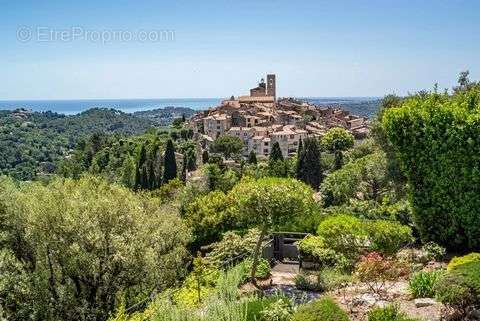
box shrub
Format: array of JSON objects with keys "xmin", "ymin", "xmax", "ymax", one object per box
[
  {"xmin": 245, "ymin": 297, "xmax": 283, "ymax": 321},
  {"xmin": 260, "ymin": 299, "xmax": 294, "ymax": 321},
  {"xmin": 447, "ymin": 252, "xmax": 480, "ymax": 271},
  {"xmin": 240, "ymin": 258, "xmax": 271, "ymax": 281},
  {"xmin": 408, "ymin": 270, "xmax": 443, "ymax": 298},
  {"xmin": 367, "ymin": 220, "xmax": 413, "ymax": 256},
  {"xmin": 204, "ymin": 229, "xmax": 260, "ymax": 266},
  {"xmin": 292, "ymin": 297, "xmax": 349, "ymax": 321},
  {"xmin": 317, "ymin": 215, "xmax": 412, "ymax": 259},
  {"xmin": 355, "ymin": 252, "xmax": 403, "ymax": 296},
  {"xmin": 368, "ymin": 305, "xmax": 419, "ymax": 321},
  {"xmin": 297, "ymin": 235, "xmax": 348, "ymax": 269},
  {"xmin": 318, "ymin": 268, "xmax": 353, "ymax": 291},
  {"xmin": 421, "ymin": 242, "xmax": 446, "ymax": 261},
  {"xmin": 295, "ymin": 272, "xmax": 324, "ymax": 292},
  {"xmin": 434, "ymin": 261, "xmax": 480, "ymax": 312},
  {"xmin": 317, "ymin": 215, "xmax": 369, "ymax": 259}
]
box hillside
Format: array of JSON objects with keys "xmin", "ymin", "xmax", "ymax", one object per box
[
  {"xmin": 0, "ymin": 108, "xmax": 156, "ymax": 180},
  {"xmin": 134, "ymin": 106, "xmax": 196, "ymax": 125}
]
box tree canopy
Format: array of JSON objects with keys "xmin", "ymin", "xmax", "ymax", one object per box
[
  {"xmin": 210, "ymin": 135, "xmax": 244, "ymax": 159},
  {"xmin": 382, "ymin": 85, "xmax": 480, "ymax": 250},
  {"xmin": 321, "ymin": 127, "xmax": 354, "ymax": 169},
  {"xmin": 0, "ymin": 176, "xmax": 190, "ymax": 321}
]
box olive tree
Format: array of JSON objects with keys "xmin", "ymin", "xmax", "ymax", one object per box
[
  {"xmin": 0, "ymin": 176, "xmax": 190, "ymax": 321},
  {"xmin": 228, "ymin": 177, "xmax": 317, "ymax": 284}
]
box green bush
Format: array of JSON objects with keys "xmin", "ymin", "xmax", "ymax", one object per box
[
  {"xmin": 317, "ymin": 215, "xmax": 412, "ymax": 258},
  {"xmin": 367, "ymin": 220, "xmax": 413, "ymax": 256},
  {"xmin": 382, "ymin": 87, "xmax": 480, "ymax": 250},
  {"xmin": 297, "ymin": 235, "xmax": 348, "ymax": 268},
  {"xmin": 245, "ymin": 297, "xmax": 282, "ymax": 321},
  {"xmin": 408, "ymin": 271, "xmax": 443, "ymax": 298},
  {"xmin": 447, "ymin": 252, "xmax": 480, "ymax": 271},
  {"xmin": 294, "ymin": 272, "xmax": 324, "ymax": 292},
  {"xmin": 421, "ymin": 242, "xmax": 446, "ymax": 261},
  {"xmin": 292, "ymin": 297, "xmax": 349, "ymax": 321},
  {"xmin": 368, "ymin": 305, "xmax": 419, "ymax": 321},
  {"xmin": 260, "ymin": 298, "xmax": 293, "ymax": 321},
  {"xmin": 434, "ymin": 261, "xmax": 480, "ymax": 311},
  {"xmin": 317, "ymin": 215, "xmax": 369, "ymax": 259},
  {"xmin": 239, "ymin": 258, "xmax": 271, "ymax": 280},
  {"xmin": 204, "ymin": 229, "xmax": 260, "ymax": 266},
  {"xmin": 318, "ymin": 268, "xmax": 353, "ymax": 291}
]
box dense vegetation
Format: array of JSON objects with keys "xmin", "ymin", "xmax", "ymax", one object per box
[
  {"xmin": 382, "ymin": 76, "xmax": 480, "ymax": 250},
  {"xmin": 2, "ymin": 73, "xmax": 480, "ymax": 321},
  {"xmin": 0, "ymin": 108, "xmax": 156, "ymax": 180}
]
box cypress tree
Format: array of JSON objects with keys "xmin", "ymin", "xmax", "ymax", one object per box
[
  {"xmin": 186, "ymin": 149, "xmax": 197, "ymax": 171},
  {"xmin": 181, "ymin": 156, "xmax": 187, "ymax": 182},
  {"xmin": 181, "ymin": 113, "xmax": 186, "ymax": 122},
  {"xmin": 163, "ymin": 139, "xmax": 177, "ymax": 183},
  {"xmin": 202, "ymin": 150, "xmax": 209, "ymax": 164},
  {"xmin": 248, "ymin": 150, "xmax": 257, "ymax": 164},
  {"xmin": 297, "ymin": 138, "xmax": 303, "ymax": 158},
  {"xmin": 140, "ymin": 165, "xmax": 149, "ymax": 189},
  {"xmin": 269, "ymin": 142, "xmax": 284, "ymax": 162},
  {"xmin": 296, "ymin": 137, "xmax": 322, "ymax": 190},
  {"xmin": 134, "ymin": 144, "xmax": 147, "ymax": 190},
  {"xmin": 149, "ymin": 143, "xmax": 161, "ymax": 189}
]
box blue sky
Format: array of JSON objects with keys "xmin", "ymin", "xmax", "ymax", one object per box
[{"xmin": 1, "ymin": 0, "xmax": 479, "ymax": 99}]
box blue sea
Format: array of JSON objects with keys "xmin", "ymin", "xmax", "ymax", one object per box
[{"xmin": 0, "ymin": 97, "xmax": 381, "ymax": 117}]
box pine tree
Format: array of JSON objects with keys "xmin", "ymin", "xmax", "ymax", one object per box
[
  {"xmin": 296, "ymin": 137, "xmax": 322, "ymax": 190},
  {"xmin": 269, "ymin": 142, "xmax": 284, "ymax": 162},
  {"xmin": 248, "ymin": 150, "xmax": 257, "ymax": 164},
  {"xmin": 163, "ymin": 139, "xmax": 177, "ymax": 183}
]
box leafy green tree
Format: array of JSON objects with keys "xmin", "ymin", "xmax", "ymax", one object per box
[
  {"xmin": 229, "ymin": 177, "xmax": 316, "ymax": 284},
  {"xmin": 269, "ymin": 142, "xmax": 284, "ymax": 162},
  {"xmin": 163, "ymin": 139, "xmax": 177, "ymax": 183},
  {"xmin": 321, "ymin": 151, "xmax": 390, "ymax": 207},
  {"xmin": 248, "ymin": 150, "xmax": 257, "ymax": 164},
  {"xmin": 0, "ymin": 176, "xmax": 190, "ymax": 321},
  {"xmin": 184, "ymin": 190, "xmax": 234, "ymax": 247},
  {"xmin": 211, "ymin": 135, "xmax": 244, "ymax": 159},
  {"xmin": 321, "ymin": 128, "xmax": 354, "ymax": 170},
  {"xmin": 383, "ymin": 85, "xmax": 480, "ymax": 249},
  {"xmin": 296, "ymin": 137, "xmax": 322, "ymax": 190}
]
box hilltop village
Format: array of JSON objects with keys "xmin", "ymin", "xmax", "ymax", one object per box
[{"xmin": 189, "ymin": 74, "xmax": 369, "ymax": 158}]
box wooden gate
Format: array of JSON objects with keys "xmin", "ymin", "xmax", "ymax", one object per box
[{"xmin": 262, "ymin": 232, "xmax": 307, "ymax": 262}]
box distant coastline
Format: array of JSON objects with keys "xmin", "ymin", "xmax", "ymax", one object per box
[{"xmin": 0, "ymin": 97, "xmax": 381, "ymax": 117}]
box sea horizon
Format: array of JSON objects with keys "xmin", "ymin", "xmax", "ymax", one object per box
[{"xmin": 0, "ymin": 96, "xmax": 381, "ymax": 117}]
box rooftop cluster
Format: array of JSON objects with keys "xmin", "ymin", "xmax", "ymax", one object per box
[{"xmin": 189, "ymin": 75, "xmax": 369, "ymax": 158}]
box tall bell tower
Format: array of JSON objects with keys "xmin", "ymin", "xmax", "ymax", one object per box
[{"xmin": 266, "ymin": 74, "xmax": 276, "ymax": 101}]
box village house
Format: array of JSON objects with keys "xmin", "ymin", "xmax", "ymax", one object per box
[{"xmin": 188, "ymin": 74, "xmax": 369, "ymax": 158}]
